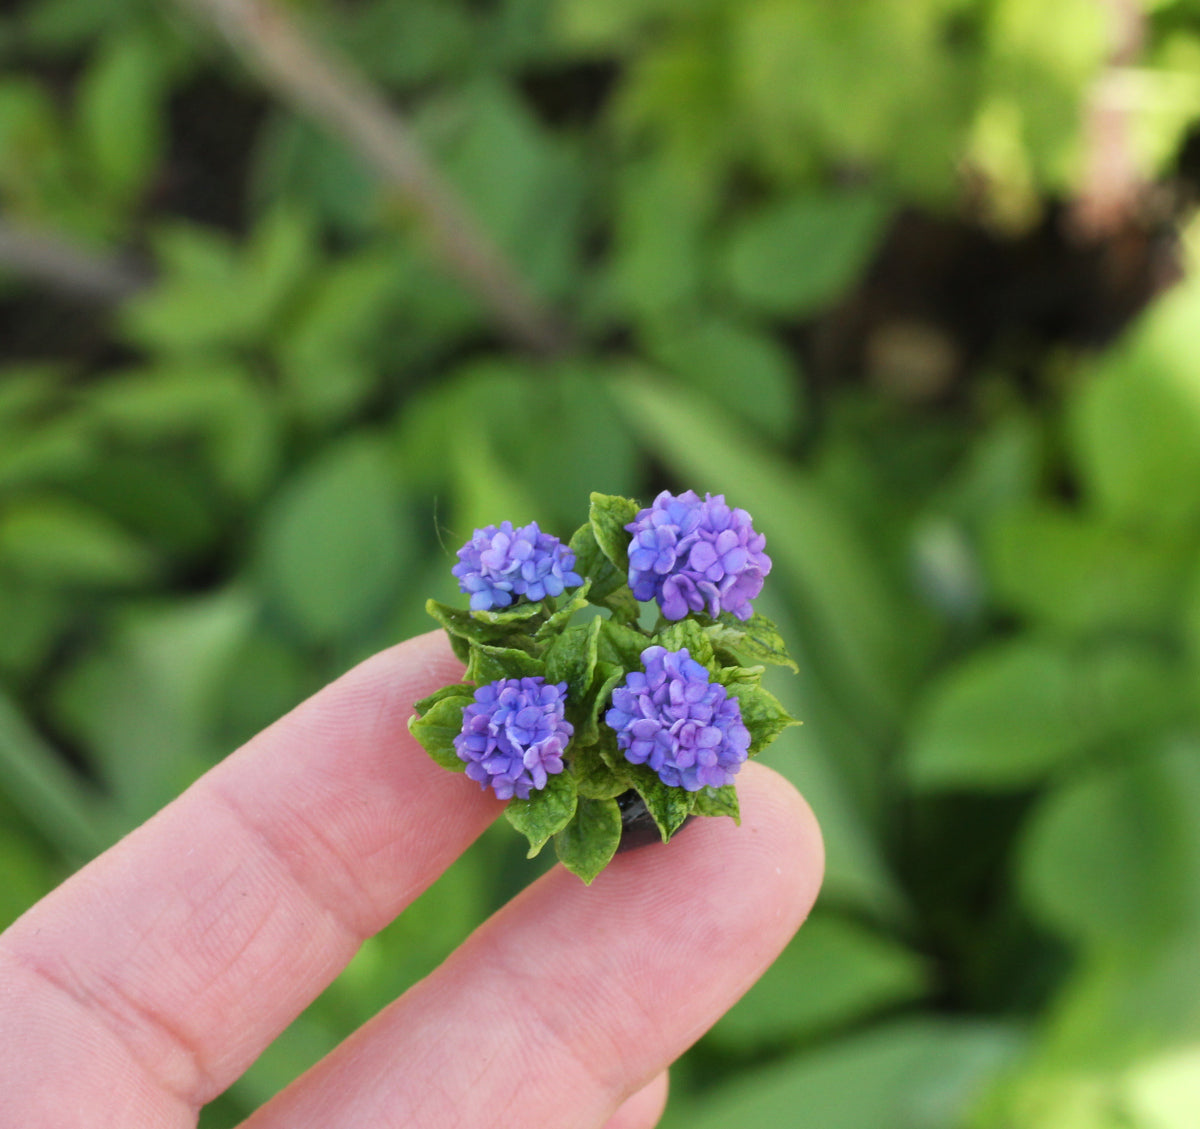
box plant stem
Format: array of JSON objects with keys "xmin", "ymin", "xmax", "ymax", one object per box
[{"xmin": 174, "ymin": 0, "xmax": 572, "ymax": 356}]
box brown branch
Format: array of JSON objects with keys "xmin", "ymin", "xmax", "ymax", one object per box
[
  {"xmin": 174, "ymin": 0, "xmax": 572, "ymax": 356},
  {"xmin": 1069, "ymin": 0, "xmax": 1147, "ymax": 239},
  {"xmin": 0, "ymin": 218, "xmax": 149, "ymax": 304}
]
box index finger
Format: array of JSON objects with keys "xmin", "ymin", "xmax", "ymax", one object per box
[{"xmin": 0, "ymin": 630, "xmax": 498, "ymax": 1119}]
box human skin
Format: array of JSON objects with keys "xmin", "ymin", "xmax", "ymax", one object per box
[{"xmin": 0, "ymin": 630, "xmax": 823, "ymax": 1128}]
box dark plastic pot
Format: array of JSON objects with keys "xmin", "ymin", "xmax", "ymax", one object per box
[{"xmin": 615, "ymin": 789, "xmax": 695, "ymax": 853}]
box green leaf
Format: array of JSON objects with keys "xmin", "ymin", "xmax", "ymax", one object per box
[
  {"xmin": 589, "ymin": 492, "xmax": 641, "ymax": 575},
  {"xmin": 424, "ymin": 599, "xmax": 534, "ymax": 653},
  {"xmin": 505, "ymin": 770, "xmax": 579, "ymax": 857},
  {"xmin": 729, "ymin": 681, "xmax": 797, "ymax": 756},
  {"xmin": 693, "ymin": 784, "xmax": 741, "ymax": 822},
  {"xmin": 84, "ymin": 362, "xmax": 281, "ymax": 500},
  {"xmin": 554, "ymin": 796, "xmax": 623, "ymax": 884},
  {"xmin": 597, "ymin": 619, "xmax": 652, "ymax": 669},
  {"xmin": 414, "ymin": 682, "xmax": 477, "ymax": 716},
  {"xmin": 544, "ymin": 617, "xmax": 602, "ymax": 704},
  {"xmin": 571, "ymin": 731, "xmax": 631, "ymax": 800},
  {"xmin": 408, "ymin": 695, "xmax": 472, "ymax": 772},
  {"xmin": 568, "ymin": 522, "xmax": 639, "ymax": 621},
  {"xmin": 654, "ymin": 617, "xmax": 716, "ymax": 666},
  {"xmin": 471, "ymin": 600, "xmax": 549, "ymax": 627},
  {"xmin": 723, "ymin": 189, "xmax": 890, "ymax": 316},
  {"xmin": 626, "ymin": 762, "xmax": 695, "ymax": 841},
  {"xmin": 464, "ymin": 644, "xmax": 545, "ymax": 685},
  {"xmin": 534, "ymin": 582, "xmax": 592, "ymax": 639},
  {"xmin": 579, "ymin": 661, "xmax": 625, "ymax": 748},
  {"xmin": 707, "ymin": 612, "xmax": 799, "ymax": 672},
  {"xmin": 257, "ymin": 435, "xmax": 410, "ymax": 643}
]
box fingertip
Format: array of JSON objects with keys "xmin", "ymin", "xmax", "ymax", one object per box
[
  {"xmin": 601, "ymin": 1070, "xmax": 670, "ymax": 1129},
  {"xmin": 733, "ymin": 759, "xmax": 825, "ymax": 931}
]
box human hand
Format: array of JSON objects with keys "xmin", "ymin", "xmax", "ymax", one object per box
[{"xmin": 0, "ymin": 631, "xmax": 822, "ymax": 1128}]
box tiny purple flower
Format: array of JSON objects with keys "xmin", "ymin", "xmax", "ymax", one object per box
[
  {"xmin": 626, "ymin": 490, "xmax": 771, "ymax": 621},
  {"xmin": 605, "ymin": 646, "xmax": 750, "ymax": 792},
  {"xmin": 455, "ymin": 677, "xmax": 573, "ymax": 800},
  {"xmin": 453, "ymin": 521, "xmax": 583, "ymax": 612}
]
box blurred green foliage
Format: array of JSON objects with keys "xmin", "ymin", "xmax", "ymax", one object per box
[{"xmin": 3, "ymin": 0, "xmax": 1200, "ymax": 1125}]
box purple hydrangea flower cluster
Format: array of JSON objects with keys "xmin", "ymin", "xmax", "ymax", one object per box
[
  {"xmin": 455, "ymin": 677, "xmax": 573, "ymax": 800},
  {"xmin": 453, "ymin": 521, "xmax": 583, "ymax": 612},
  {"xmin": 605, "ymin": 646, "xmax": 750, "ymax": 792},
  {"xmin": 626, "ymin": 490, "xmax": 771, "ymax": 621}
]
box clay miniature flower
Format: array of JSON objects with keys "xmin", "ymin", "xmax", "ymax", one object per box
[
  {"xmin": 453, "ymin": 521, "xmax": 583, "ymax": 611},
  {"xmin": 455, "ymin": 677, "xmax": 573, "ymax": 800},
  {"xmin": 605, "ymin": 646, "xmax": 750, "ymax": 791},
  {"xmin": 626, "ymin": 491, "xmax": 770, "ymax": 621}
]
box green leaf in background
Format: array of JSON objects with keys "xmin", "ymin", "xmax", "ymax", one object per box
[
  {"xmin": 723, "ymin": 189, "xmax": 890, "ymax": 316},
  {"xmin": 76, "ymin": 30, "xmax": 166, "ymax": 203},
  {"xmin": 609, "ymin": 158, "xmax": 708, "ymax": 317},
  {"xmin": 665, "ymin": 1018, "xmax": 1022, "ymax": 1129},
  {"xmin": 1069, "ymin": 271, "xmax": 1200, "ymax": 536},
  {"xmin": 643, "ymin": 314, "xmax": 803, "ymax": 442},
  {"xmin": 433, "ymin": 78, "xmax": 585, "ymax": 300},
  {"xmin": 408, "ymin": 694, "xmax": 472, "ymax": 772},
  {"xmin": 706, "ymin": 913, "xmax": 928, "ymax": 1050},
  {"xmin": 258, "ymin": 435, "xmax": 410, "ymax": 644},
  {"xmin": 504, "ymin": 768, "xmax": 578, "ymax": 857},
  {"xmin": 85, "ymin": 361, "xmax": 281, "ymax": 500},
  {"xmin": 984, "ymin": 503, "xmax": 1192, "ymax": 637},
  {"xmin": 1019, "ymin": 739, "xmax": 1200, "ymax": 952},
  {"xmin": 908, "ymin": 638, "xmax": 1187, "ymax": 791},
  {"xmin": 0, "ymin": 494, "xmax": 154, "ymax": 586},
  {"xmin": 51, "ymin": 588, "xmax": 255, "ymax": 825},
  {"xmin": 979, "ymin": 923, "xmax": 1200, "ymax": 1129},
  {"xmin": 554, "ymin": 795, "xmax": 623, "ymax": 884},
  {"xmin": 274, "ymin": 247, "xmax": 398, "ymax": 426},
  {"xmin": 0, "ymin": 814, "xmax": 57, "ymax": 931},
  {"xmin": 120, "ymin": 207, "xmax": 315, "ymax": 353},
  {"xmin": 0, "ymin": 690, "xmax": 118, "ymax": 860}
]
